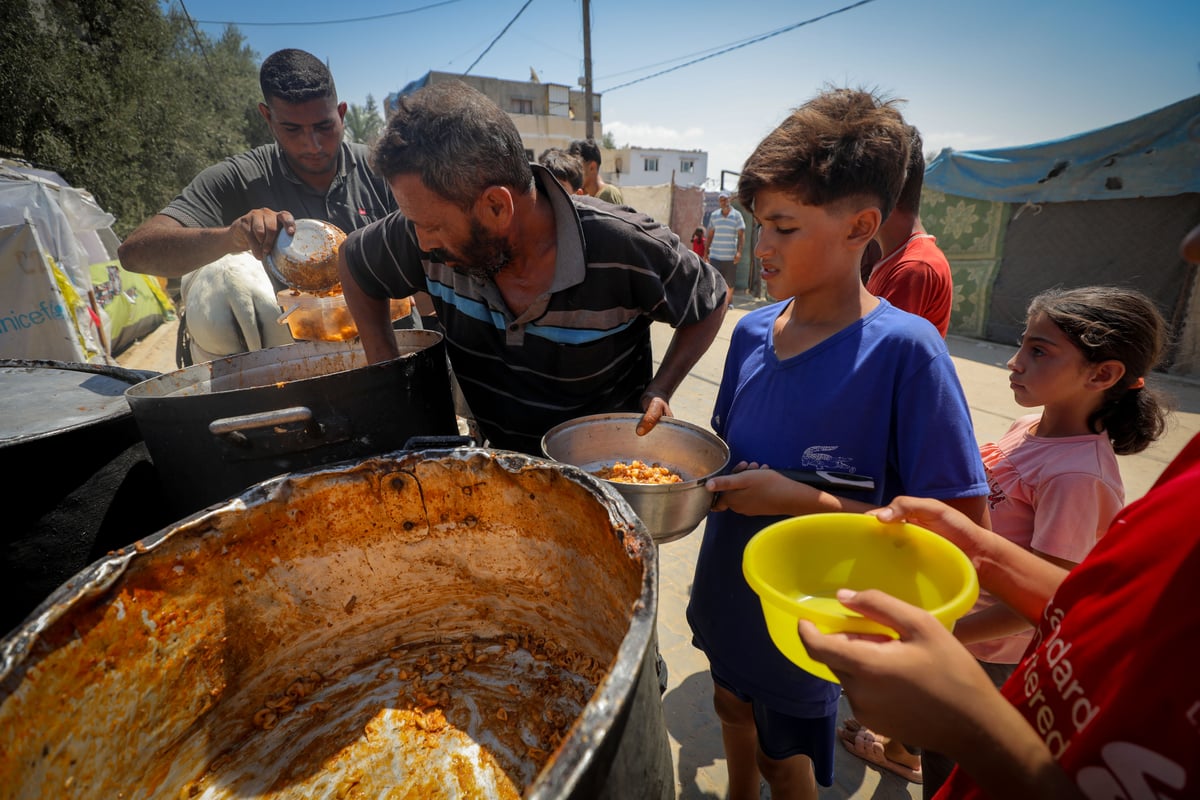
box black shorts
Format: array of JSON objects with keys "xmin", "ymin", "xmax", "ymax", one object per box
[{"xmin": 710, "ymin": 665, "xmax": 837, "ymax": 787}]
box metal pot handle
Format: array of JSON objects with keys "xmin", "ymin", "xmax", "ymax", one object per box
[
  {"xmin": 403, "ymin": 434, "xmax": 477, "ymax": 449},
  {"xmin": 207, "ymin": 406, "xmax": 352, "ymax": 458},
  {"xmin": 210, "ymin": 406, "xmax": 314, "ymax": 436}
]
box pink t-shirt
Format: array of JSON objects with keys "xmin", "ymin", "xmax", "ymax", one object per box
[{"xmin": 967, "ymin": 414, "xmax": 1124, "ymax": 664}]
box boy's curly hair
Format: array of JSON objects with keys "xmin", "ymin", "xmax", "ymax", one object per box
[{"xmin": 737, "ymin": 87, "xmax": 910, "ymax": 221}]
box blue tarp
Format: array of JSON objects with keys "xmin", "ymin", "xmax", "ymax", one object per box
[{"xmin": 924, "ymin": 94, "xmax": 1200, "ymax": 203}]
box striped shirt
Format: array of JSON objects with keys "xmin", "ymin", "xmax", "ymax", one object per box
[
  {"xmin": 342, "ymin": 165, "xmax": 727, "ymax": 454},
  {"xmin": 707, "ymin": 207, "xmax": 745, "ymax": 262}
]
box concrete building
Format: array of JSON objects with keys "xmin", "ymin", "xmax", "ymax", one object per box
[
  {"xmin": 608, "ymin": 146, "xmax": 708, "ymax": 188},
  {"xmin": 385, "ymin": 71, "xmax": 601, "ymax": 163},
  {"xmin": 385, "ymin": 71, "xmax": 710, "ymax": 190}
]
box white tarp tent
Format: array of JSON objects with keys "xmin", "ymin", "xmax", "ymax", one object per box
[{"xmin": 0, "ymin": 160, "xmax": 173, "ymax": 364}]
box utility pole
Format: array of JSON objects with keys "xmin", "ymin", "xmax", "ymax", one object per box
[{"xmin": 582, "ymin": 0, "xmax": 594, "ymax": 140}]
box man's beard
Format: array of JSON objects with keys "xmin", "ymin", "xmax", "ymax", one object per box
[{"xmin": 431, "ymin": 217, "xmax": 512, "ymax": 281}]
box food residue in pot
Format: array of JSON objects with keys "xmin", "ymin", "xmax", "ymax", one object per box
[
  {"xmin": 176, "ymin": 631, "xmax": 607, "ymax": 798},
  {"xmin": 593, "ymin": 460, "xmax": 683, "ymax": 484}
]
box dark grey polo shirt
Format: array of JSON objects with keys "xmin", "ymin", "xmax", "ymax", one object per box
[{"xmin": 162, "ymin": 141, "xmax": 397, "ymax": 292}]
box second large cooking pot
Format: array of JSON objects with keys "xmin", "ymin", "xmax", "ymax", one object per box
[
  {"xmin": 125, "ymin": 329, "xmax": 458, "ymax": 515},
  {"xmin": 0, "ymin": 360, "xmax": 177, "ymax": 636},
  {"xmin": 0, "ymin": 447, "xmax": 673, "ymax": 799}
]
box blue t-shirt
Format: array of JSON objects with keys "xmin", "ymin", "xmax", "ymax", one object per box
[{"xmin": 687, "ymin": 298, "xmax": 988, "ymax": 717}]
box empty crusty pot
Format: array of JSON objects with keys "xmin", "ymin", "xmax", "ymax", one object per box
[{"xmin": 0, "ymin": 448, "xmax": 673, "ymax": 799}]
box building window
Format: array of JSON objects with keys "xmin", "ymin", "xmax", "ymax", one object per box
[
  {"xmin": 512, "ymin": 98, "xmax": 533, "ymax": 114},
  {"xmin": 680, "ymin": 159, "xmax": 695, "ymax": 173},
  {"xmin": 644, "ymin": 157, "xmax": 659, "ymax": 172}
]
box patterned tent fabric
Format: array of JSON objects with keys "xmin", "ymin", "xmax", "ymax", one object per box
[
  {"xmin": 919, "ymin": 95, "xmax": 1200, "ymax": 371},
  {"xmin": 921, "ymin": 189, "xmax": 1010, "ymax": 338}
]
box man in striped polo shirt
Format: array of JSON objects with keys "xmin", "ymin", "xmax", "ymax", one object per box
[
  {"xmin": 338, "ymin": 80, "xmax": 728, "ymax": 455},
  {"xmin": 706, "ymin": 191, "xmax": 745, "ymax": 309}
]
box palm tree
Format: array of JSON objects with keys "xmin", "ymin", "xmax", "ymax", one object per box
[{"xmin": 344, "ymin": 95, "xmax": 384, "ymax": 144}]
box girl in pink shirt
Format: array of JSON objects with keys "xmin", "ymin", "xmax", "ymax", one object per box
[{"xmin": 842, "ymin": 286, "xmax": 1172, "ymax": 793}]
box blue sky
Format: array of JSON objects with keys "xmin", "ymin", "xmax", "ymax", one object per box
[{"xmin": 175, "ymin": 0, "xmax": 1200, "ymax": 187}]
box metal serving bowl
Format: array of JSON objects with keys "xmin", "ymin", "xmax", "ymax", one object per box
[
  {"xmin": 541, "ymin": 413, "xmax": 730, "ymax": 544},
  {"xmin": 266, "ymin": 218, "xmax": 345, "ymax": 294}
]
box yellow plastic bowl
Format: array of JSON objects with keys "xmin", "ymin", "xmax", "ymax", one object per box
[{"xmin": 742, "ymin": 513, "xmax": 979, "ymax": 684}]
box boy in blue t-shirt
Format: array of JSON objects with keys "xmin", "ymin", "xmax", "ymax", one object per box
[{"xmin": 686, "ymin": 87, "xmax": 990, "ymax": 799}]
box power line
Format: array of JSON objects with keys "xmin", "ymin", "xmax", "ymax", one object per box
[
  {"xmin": 464, "ymin": 0, "xmax": 536, "ymax": 76},
  {"xmin": 597, "ymin": 31, "xmax": 769, "ymax": 81},
  {"xmin": 191, "ymin": 0, "xmax": 463, "ymax": 27},
  {"xmin": 600, "ymin": 0, "xmax": 881, "ymax": 93},
  {"xmin": 178, "ymin": 1, "xmax": 215, "ymax": 80}
]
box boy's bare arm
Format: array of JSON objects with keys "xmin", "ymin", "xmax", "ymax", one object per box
[
  {"xmin": 800, "ymin": 589, "xmax": 1083, "ymax": 800},
  {"xmin": 953, "ymin": 602, "xmax": 1033, "ymax": 644},
  {"xmin": 869, "ymin": 497, "xmax": 1068, "ymax": 624},
  {"xmin": 707, "ymin": 466, "xmax": 876, "ymax": 516}
]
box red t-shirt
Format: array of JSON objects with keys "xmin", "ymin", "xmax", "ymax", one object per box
[
  {"xmin": 866, "ymin": 234, "xmax": 953, "ymax": 337},
  {"xmin": 691, "ymin": 236, "xmax": 706, "ymax": 258},
  {"xmin": 937, "ymin": 432, "xmax": 1200, "ymax": 798}
]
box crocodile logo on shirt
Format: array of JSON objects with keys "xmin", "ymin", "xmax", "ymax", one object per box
[{"xmin": 800, "ymin": 445, "xmax": 854, "ymax": 471}]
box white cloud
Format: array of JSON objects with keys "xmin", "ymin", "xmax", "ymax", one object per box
[
  {"xmin": 602, "ymin": 120, "xmax": 705, "ymax": 148},
  {"xmin": 923, "ymin": 130, "xmax": 1002, "ymax": 156}
]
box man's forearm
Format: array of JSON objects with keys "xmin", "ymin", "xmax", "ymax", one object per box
[
  {"xmin": 336, "ymin": 250, "xmax": 401, "ymax": 364},
  {"xmin": 118, "ymin": 217, "xmax": 239, "ymax": 277},
  {"xmin": 644, "ymin": 306, "xmax": 726, "ymax": 401}
]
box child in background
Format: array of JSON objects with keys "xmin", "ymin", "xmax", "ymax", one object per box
[
  {"xmin": 842, "ymin": 285, "xmax": 1173, "ymax": 795},
  {"xmin": 537, "ymin": 147, "xmax": 586, "ymax": 195},
  {"xmin": 688, "ymin": 87, "xmax": 990, "ymax": 800},
  {"xmin": 864, "ymin": 126, "xmax": 953, "ymax": 338},
  {"xmin": 691, "ymin": 226, "xmax": 707, "ymax": 259}
]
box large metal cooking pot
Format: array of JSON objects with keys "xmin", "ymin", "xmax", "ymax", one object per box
[
  {"xmin": 0, "ymin": 448, "xmax": 672, "ymax": 799},
  {"xmin": 0, "ymin": 359, "xmax": 177, "ymax": 636},
  {"xmin": 124, "ymin": 329, "xmax": 458, "ymax": 516}
]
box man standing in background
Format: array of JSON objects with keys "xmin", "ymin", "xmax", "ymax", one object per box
[{"xmin": 706, "ymin": 190, "xmax": 744, "ymax": 309}]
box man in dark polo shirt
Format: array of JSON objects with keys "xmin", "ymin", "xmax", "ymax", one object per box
[
  {"xmin": 337, "ymin": 80, "xmax": 728, "ymax": 455},
  {"xmin": 118, "ymin": 48, "xmax": 415, "ymax": 363}
]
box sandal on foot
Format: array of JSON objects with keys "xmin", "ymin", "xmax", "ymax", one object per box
[{"xmin": 838, "ymin": 719, "xmax": 923, "ymax": 784}]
